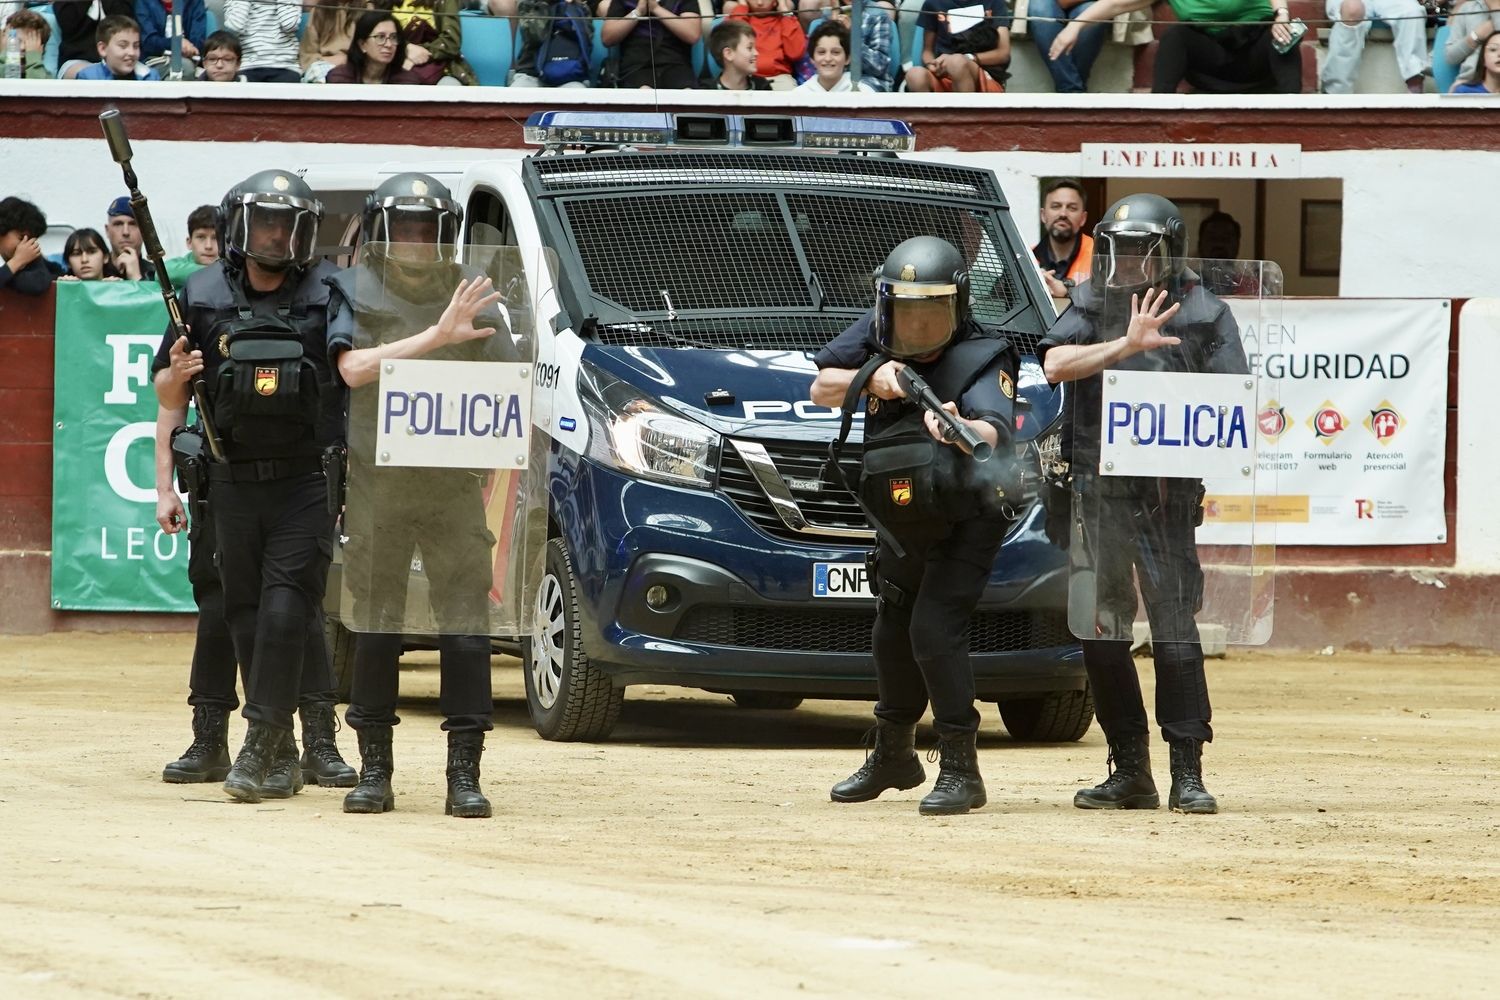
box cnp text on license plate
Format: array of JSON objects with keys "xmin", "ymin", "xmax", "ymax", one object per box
[{"xmin": 812, "ymin": 562, "xmax": 874, "ymax": 599}]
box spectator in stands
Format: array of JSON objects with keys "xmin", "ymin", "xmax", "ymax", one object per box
[
  {"xmin": 1445, "ymin": 0, "xmax": 1500, "ymax": 86},
  {"xmin": 57, "ymin": 0, "xmax": 134, "ymax": 79},
  {"xmin": 300, "ymin": 0, "xmax": 359, "ymax": 82},
  {"xmin": 601, "ymin": 0, "xmax": 702, "ymax": 88},
  {"xmin": 58, "ymin": 228, "xmax": 124, "ymax": 281},
  {"xmin": 706, "ymin": 17, "xmax": 768, "ymax": 87},
  {"xmin": 1050, "ymin": 0, "xmax": 1301, "ymax": 93},
  {"xmin": 796, "ymin": 19, "xmax": 875, "ymax": 89},
  {"xmin": 2, "ymin": 8, "xmax": 53, "ymax": 78},
  {"xmin": 0, "ymin": 196, "xmax": 56, "ymax": 296},
  {"xmin": 1452, "ymin": 28, "xmax": 1500, "ymax": 90},
  {"xmin": 725, "ymin": 0, "xmax": 804, "ymax": 89},
  {"xmin": 163, "ymin": 205, "xmax": 219, "ymax": 284},
  {"xmin": 223, "ymin": 0, "xmax": 301, "ymax": 82},
  {"xmin": 198, "ymin": 29, "xmax": 244, "ymax": 81},
  {"xmin": 905, "ymin": 0, "xmax": 1010, "ymax": 93},
  {"xmin": 1032, "ymin": 178, "xmax": 1092, "ymax": 297},
  {"xmin": 822, "ymin": 1, "xmax": 899, "ymax": 92},
  {"xmin": 328, "ymin": 10, "xmax": 422, "ymax": 84},
  {"xmin": 511, "ymin": 0, "xmax": 594, "ymax": 87},
  {"xmin": 1029, "ymin": 0, "xmax": 1110, "ymax": 92},
  {"xmin": 136, "ymin": 0, "xmax": 206, "ymax": 68},
  {"xmin": 385, "ymin": 0, "xmax": 475, "ymax": 85},
  {"xmin": 1321, "ymin": 0, "xmax": 1427, "ymax": 94},
  {"xmin": 104, "ymin": 195, "xmax": 156, "ymax": 280},
  {"xmin": 78, "ymin": 14, "xmax": 163, "ymax": 80}
]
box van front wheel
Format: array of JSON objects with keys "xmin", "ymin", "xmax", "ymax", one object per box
[{"xmin": 523, "ymin": 538, "xmax": 623, "ymax": 742}]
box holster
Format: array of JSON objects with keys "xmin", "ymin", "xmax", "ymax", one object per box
[
  {"xmin": 170, "ymin": 426, "xmax": 210, "ymax": 540},
  {"xmin": 322, "ymin": 444, "xmax": 347, "ymax": 517}
]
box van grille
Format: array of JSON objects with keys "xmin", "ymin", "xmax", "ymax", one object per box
[
  {"xmin": 718, "ymin": 438, "xmax": 867, "ymax": 539},
  {"xmin": 675, "ymin": 607, "xmax": 1075, "ymax": 654}
]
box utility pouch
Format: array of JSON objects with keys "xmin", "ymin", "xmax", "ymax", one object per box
[{"xmin": 212, "ymin": 317, "xmax": 319, "ymax": 446}]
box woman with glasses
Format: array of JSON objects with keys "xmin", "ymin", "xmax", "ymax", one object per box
[{"xmin": 328, "ymin": 10, "xmax": 422, "ymax": 84}]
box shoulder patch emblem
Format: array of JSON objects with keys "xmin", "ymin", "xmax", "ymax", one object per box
[{"xmin": 998, "ymin": 370, "xmax": 1014, "ymax": 399}]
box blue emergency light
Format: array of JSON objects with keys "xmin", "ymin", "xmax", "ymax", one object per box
[{"xmin": 522, "ymin": 112, "xmax": 915, "ymax": 152}]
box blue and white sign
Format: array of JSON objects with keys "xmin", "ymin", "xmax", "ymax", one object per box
[
  {"xmin": 812, "ymin": 562, "xmax": 874, "ymax": 599},
  {"xmin": 1099, "ymin": 370, "xmax": 1258, "ymax": 480},
  {"xmin": 375, "ymin": 359, "xmax": 532, "ymax": 469}
]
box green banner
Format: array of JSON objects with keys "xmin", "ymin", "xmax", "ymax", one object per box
[{"xmin": 51, "ymin": 281, "xmax": 194, "ymax": 612}]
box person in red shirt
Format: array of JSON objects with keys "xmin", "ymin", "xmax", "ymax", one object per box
[{"xmin": 726, "ymin": 0, "xmax": 806, "ymax": 89}]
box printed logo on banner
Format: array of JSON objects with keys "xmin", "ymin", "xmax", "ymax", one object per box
[
  {"xmin": 1257, "ymin": 401, "xmax": 1290, "ymax": 443},
  {"xmin": 1363, "ymin": 401, "xmax": 1405, "ymax": 444},
  {"xmin": 1355, "ymin": 498, "xmax": 1375, "ymax": 519},
  {"xmin": 1307, "ymin": 401, "xmax": 1347, "ymax": 445}
]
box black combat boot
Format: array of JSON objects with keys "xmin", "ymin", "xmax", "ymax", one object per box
[
  {"xmin": 830, "ymin": 721, "xmax": 926, "ymax": 803},
  {"xmin": 223, "ymin": 721, "xmax": 285, "ymax": 804},
  {"xmin": 260, "ymin": 732, "xmax": 306, "ymax": 799},
  {"xmin": 1168, "ymin": 739, "xmax": 1218, "ymax": 814},
  {"xmin": 299, "ymin": 701, "xmax": 358, "ymax": 788},
  {"xmin": 1074, "ymin": 734, "xmax": 1160, "ymax": 810},
  {"xmin": 445, "ymin": 731, "xmax": 492, "ymax": 819},
  {"xmin": 342, "ymin": 727, "xmax": 395, "ymax": 815},
  {"xmin": 918, "ymin": 732, "xmax": 987, "ymax": 816},
  {"xmin": 162, "ymin": 706, "xmax": 231, "ymax": 783}
]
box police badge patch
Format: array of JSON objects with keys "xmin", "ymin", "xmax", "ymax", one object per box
[
  {"xmin": 254, "ymin": 366, "xmax": 279, "ymax": 396},
  {"xmin": 217, "ymin": 333, "xmax": 230, "ymax": 357},
  {"xmin": 890, "ymin": 478, "xmax": 912, "ymax": 506},
  {"xmin": 998, "ymin": 370, "xmax": 1014, "ymax": 399},
  {"xmin": 867, "ymin": 395, "xmax": 881, "ymax": 416}
]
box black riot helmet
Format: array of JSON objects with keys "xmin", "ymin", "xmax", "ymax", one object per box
[
  {"xmin": 872, "ymin": 236, "xmax": 971, "ymax": 359},
  {"xmin": 362, "ymin": 172, "xmax": 463, "ymax": 262},
  {"xmin": 1091, "ymin": 193, "xmax": 1189, "ymax": 293},
  {"xmin": 219, "ymin": 169, "xmax": 323, "ymax": 273}
]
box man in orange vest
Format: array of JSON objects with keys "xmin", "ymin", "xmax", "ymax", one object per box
[{"xmin": 1032, "ymin": 178, "xmax": 1093, "ymax": 298}]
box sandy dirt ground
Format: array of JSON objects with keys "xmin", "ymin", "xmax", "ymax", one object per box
[{"xmin": 0, "ymin": 633, "xmax": 1497, "ymax": 999}]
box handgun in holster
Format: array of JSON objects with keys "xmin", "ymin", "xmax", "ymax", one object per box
[
  {"xmin": 322, "ymin": 444, "xmax": 348, "ymax": 518},
  {"xmin": 864, "ymin": 549, "xmax": 881, "ymax": 598},
  {"xmin": 169, "ymin": 425, "xmax": 209, "ymax": 540}
]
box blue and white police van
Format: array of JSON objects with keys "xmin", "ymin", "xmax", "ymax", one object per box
[{"xmin": 306, "ymin": 112, "xmax": 1088, "ymax": 743}]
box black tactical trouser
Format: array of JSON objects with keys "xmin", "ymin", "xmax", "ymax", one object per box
[
  {"xmin": 871, "ymin": 516, "xmax": 1009, "ymax": 738},
  {"xmin": 1077, "ymin": 486, "xmax": 1212, "ymax": 744},
  {"xmin": 342, "ymin": 466, "xmax": 495, "ymax": 734},
  {"xmin": 213, "ymin": 472, "xmax": 335, "ymax": 732},
  {"xmin": 185, "ymin": 506, "xmax": 336, "ymax": 713}
]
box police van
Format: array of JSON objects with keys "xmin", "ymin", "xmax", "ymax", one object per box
[{"xmin": 305, "ymin": 111, "xmax": 1088, "ymax": 743}]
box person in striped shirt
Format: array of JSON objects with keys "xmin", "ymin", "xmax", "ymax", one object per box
[{"xmin": 224, "ymin": 0, "xmax": 301, "ymax": 82}]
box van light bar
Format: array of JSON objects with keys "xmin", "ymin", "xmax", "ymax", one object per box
[{"xmin": 522, "ymin": 112, "xmax": 915, "ymax": 152}]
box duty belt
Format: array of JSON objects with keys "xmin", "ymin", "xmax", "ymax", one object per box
[{"xmin": 208, "ymin": 456, "xmax": 324, "ymax": 483}]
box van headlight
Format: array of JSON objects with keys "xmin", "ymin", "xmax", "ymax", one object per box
[{"xmin": 579, "ymin": 362, "xmax": 719, "ymax": 488}]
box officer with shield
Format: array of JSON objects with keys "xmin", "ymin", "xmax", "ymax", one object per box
[
  {"xmin": 154, "ymin": 169, "xmax": 346, "ymax": 803},
  {"xmin": 1038, "ymin": 193, "xmax": 1252, "ymax": 815},
  {"xmin": 810, "ymin": 236, "xmax": 1020, "ymax": 817},
  {"xmin": 326, "ymin": 173, "xmax": 513, "ymax": 819}
]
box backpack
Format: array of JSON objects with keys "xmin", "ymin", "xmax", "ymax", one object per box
[{"xmin": 536, "ymin": 1, "xmax": 591, "ymax": 86}]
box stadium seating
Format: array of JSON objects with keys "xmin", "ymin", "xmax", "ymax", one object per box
[{"xmin": 460, "ymin": 9, "xmax": 512, "ymax": 85}]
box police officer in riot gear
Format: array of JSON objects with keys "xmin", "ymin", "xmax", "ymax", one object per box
[
  {"xmin": 1039, "ymin": 193, "xmax": 1249, "ymax": 815},
  {"xmin": 155, "ymin": 169, "xmax": 346, "ymax": 803},
  {"xmin": 326, "ymin": 172, "xmax": 510, "ymax": 819},
  {"xmin": 810, "ymin": 236, "xmax": 1020, "ymax": 816}
]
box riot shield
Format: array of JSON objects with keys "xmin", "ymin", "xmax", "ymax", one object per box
[
  {"xmin": 337, "ymin": 239, "xmax": 555, "ymax": 639},
  {"xmin": 1064, "ymin": 257, "xmax": 1280, "ymax": 647}
]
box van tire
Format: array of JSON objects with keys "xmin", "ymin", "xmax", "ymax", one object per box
[
  {"xmin": 728, "ymin": 692, "xmax": 804, "ymax": 711},
  {"xmin": 325, "ymin": 614, "xmax": 355, "ymax": 704},
  {"xmin": 996, "ymin": 687, "xmax": 1094, "ymax": 743},
  {"xmin": 524, "ymin": 538, "xmax": 623, "ymax": 742}
]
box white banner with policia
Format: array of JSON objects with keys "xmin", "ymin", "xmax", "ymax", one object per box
[{"xmin": 1201, "ymin": 298, "xmax": 1449, "ymax": 547}]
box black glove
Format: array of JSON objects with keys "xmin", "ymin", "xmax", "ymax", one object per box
[{"xmin": 1043, "ymin": 477, "xmax": 1072, "ymax": 550}]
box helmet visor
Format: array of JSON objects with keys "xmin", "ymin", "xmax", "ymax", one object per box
[
  {"xmin": 875, "ymin": 279, "xmax": 959, "ymax": 358},
  {"xmin": 229, "ymin": 195, "xmax": 320, "ymax": 270},
  {"xmin": 1096, "ymin": 230, "xmax": 1168, "ymax": 290},
  {"xmin": 368, "ymin": 196, "xmax": 462, "ymax": 262}
]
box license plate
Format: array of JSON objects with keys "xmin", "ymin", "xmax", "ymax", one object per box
[{"xmin": 812, "ymin": 562, "xmax": 874, "ymax": 599}]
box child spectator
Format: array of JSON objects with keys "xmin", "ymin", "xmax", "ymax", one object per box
[
  {"xmin": 327, "ymin": 11, "xmax": 422, "ymax": 84},
  {"xmin": 135, "ymin": 0, "xmax": 206, "ymax": 67},
  {"xmin": 708, "ymin": 18, "xmax": 770, "ymax": 88},
  {"xmin": 300, "ymin": 0, "xmax": 359, "ymax": 82},
  {"xmin": 76, "ymin": 14, "xmax": 162, "ymax": 79},
  {"xmin": 601, "ymin": 0, "xmax": 702, "ymax": 89},
  {"xmin": 386, "ymin": 0, "xmax": 476, "ymax": 85},
  {"xmin": 197, "ymin": 29, "xmax": 244, "ymax": 81},
  {"xmin": 905, "ymin": 0, "xmax": 1009, "ymax": 93},
  {"xmin": 1452, "ymin": 29, "xmax": 1500, "ymax": 92},
  {"xmin": 725, "ymin": 0, "xmax": 804, "ymax": 89},
  {"xmin": 56, "ymin": 0, "xmax": 134, "ymax": 78},
  {"xmin": 58, "ymin": 228, "xmax": 124, "ymax": 282},
  {"xmin": 0, "ymin": 196, "xmax": 57, "ymax": 297},
  {"xmin": 163, "ymin": 205, "xmax": 218, "ymax": 284},
  {"xmin": 104, "ymin": 195, "xmax": 156, "ymax": 280},
  {"xmin": 2, "ymin": 9, "xmax": 53, "ymax": 79},
  {"xmin": 795, "ymin": 19, "xmax": 874, "ymax": 91},
  {"xmin": 822, "ymin": 1, "xmax": 898, "ymax": 92},
  {"xmin": 223, "ymin": 0, "xmax": 300, "ymax": 82}
]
